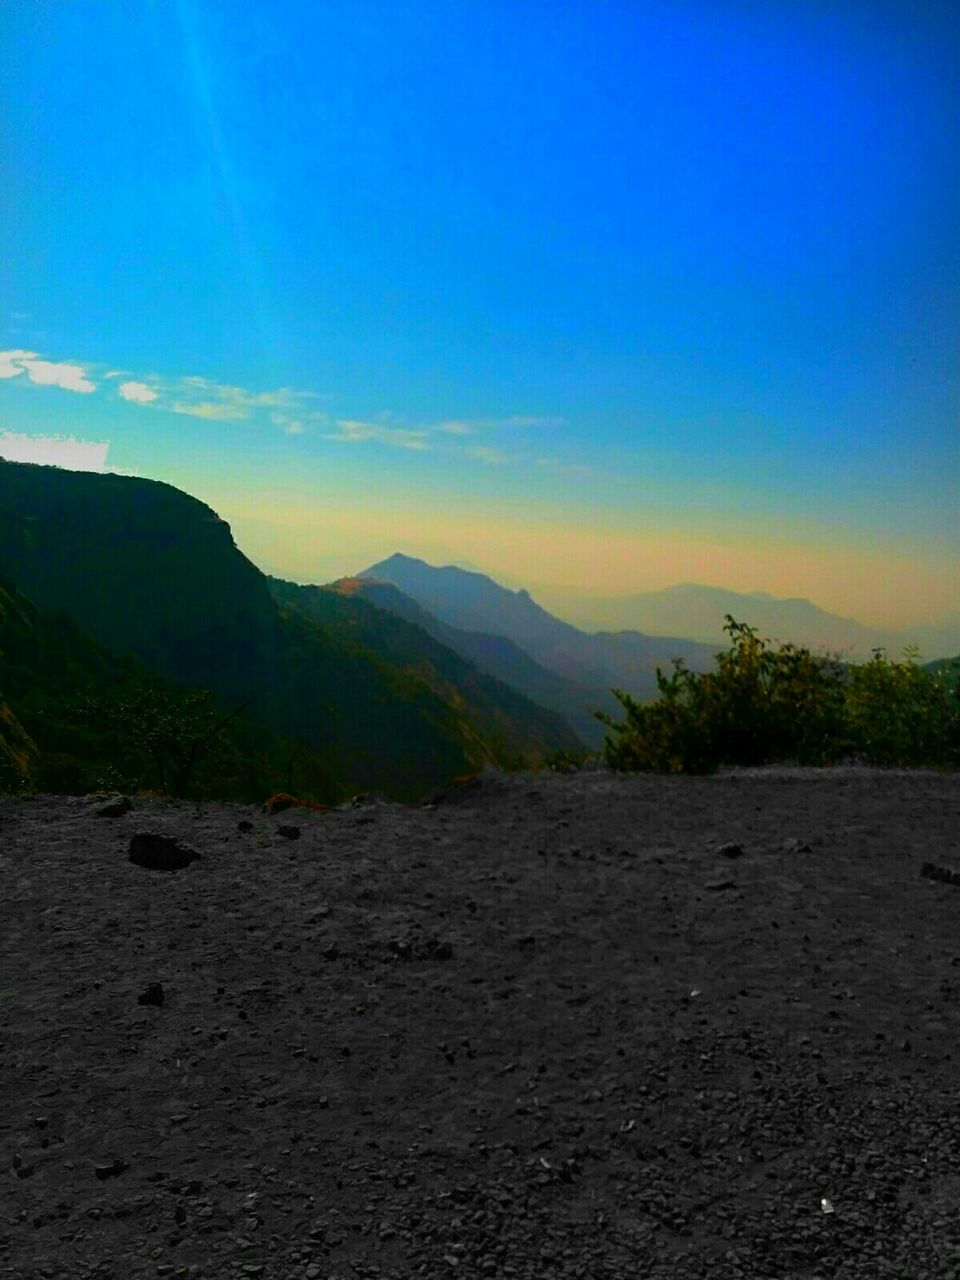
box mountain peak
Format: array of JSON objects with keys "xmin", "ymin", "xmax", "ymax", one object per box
[
  {"xmin": 378, "ymin": 552, "xmax": 429, "ymax": 569},
  {"xmin": 358, "ymin": 553, "xmax": 579, "ymax": 647}
]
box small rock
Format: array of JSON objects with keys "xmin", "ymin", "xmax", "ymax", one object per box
[
  {"xmin": 96, "ymin": 795, "xmax": 132, "ymax": 818},
  {"xmin": 137, "ymin": 982, "xmax": 165, "ymax": 1007},
  {"xmin": 93, "ymin": 1158, "xmax": 127, "ymax": 1181},
  {"xmin": 714, "ymin": 842, "xmax": 745, "ymax": 859},
  {"xmin": 277, "ymin": 824, "xmax": 300, "ymax": 840},
  {"xmin": 238, "ymin": 819, "xmax": 254, "ymax": 832},
  {"xmin": 782, "ymin": 837, "xmax": 812, "ymax": 854},
  {"xmin": 705, "ymin": 880, "xmax": 737, "ymax": 892},
  {"xmin": 129, "ymin": 832, "xmax": 201, "ymax": 872},
  {"xmin": 921, "ymin": 861, "xmax": 960, "ymax": 887}
]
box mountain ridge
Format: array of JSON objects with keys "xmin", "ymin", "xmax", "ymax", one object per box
[
  {"xmin": 538, "ymin": 580, "xmax": 958, "ymax": 661},
  {"xmin": 333, "ymin": 575, "xmax": 607, "ymax": 747},
  {"xmin": 359, "ymin": 554, "xmax": 719, "ymax": 726},
  {"xmin": 0, "ymin": 461, "xmax": 580, "ymax": 799}
]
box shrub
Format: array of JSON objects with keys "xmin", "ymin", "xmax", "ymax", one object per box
[
  {"xmin": 599, "ymin": 617, "xmax": 959, "ymax": 774},
  {"xmin": 845, "ymin": 648, "xmax": 959, "ymax": 767},
  {"xmin": 70, "ymin": 679, "xmax": 257, "ymax": 798}
]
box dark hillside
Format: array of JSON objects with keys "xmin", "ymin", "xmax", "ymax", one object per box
[
  {"xmin": 0, "ymin": 573, "xmax": 320, "ymax": 799},
  {"xmin": 0, "ymin": 695, "xmax": 36, "ymax": 789},
  {"xmin": 0, "ymin": 462, "xmax": 578, "ymax": 799},
  {"xmin": 267, "ymin": 577, "xmax": 585, "ymax": 760},
  {"xmin": 0, "ymin": 460, "xmax": 279, "ymax": 702},
  {"xmin": 340, "ymin": 576, "xmax": 609, "ymax": 747}
]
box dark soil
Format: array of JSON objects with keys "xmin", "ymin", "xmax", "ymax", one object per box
[{"xmin": 2, "ymin": 766, "xmax": 960, "ymax": 1280}]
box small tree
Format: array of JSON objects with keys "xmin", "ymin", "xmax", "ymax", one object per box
[
  {"xmin": 599, "ymin": 618, "xmax": 959, "ymax": 774},
  {"xmin": 598, "ymin": 617, "xmax": 846, "ymax": 774},
  {"xmin": 73, "ymin": 678, "xmax": 260, "ymax": 797}
]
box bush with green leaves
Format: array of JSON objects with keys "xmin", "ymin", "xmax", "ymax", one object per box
[
  {"xmin": 69, "ymin": 680, "xmax": 257, "ymax": 797},
  {"xmin": 598, "ymin": 616, "xmax": 959, "ymax": 774},
  {"xmin": 845, "ymin": 646, "xmax": 959, "ymax": 767}
]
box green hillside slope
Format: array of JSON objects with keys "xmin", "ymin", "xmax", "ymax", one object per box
[
  {"xmin": 0, "ymin": 460, "xmax": 577, "ymax": 799},
  {"xmin": 268, "ymin": 576, "xmax": 584, "ymax": 759},
  {"xmin": 335, "ymin": 576, "xmax": 607, "ymax": 747},
  {"xmin": 0, "ymin": 573, "xmax": 317, "ymax": 798}
]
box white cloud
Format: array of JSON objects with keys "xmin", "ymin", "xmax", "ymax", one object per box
[
  {"xmin": 171, "ymin": 398, "xmax": 248, "ymax": 421},
  {"xmin": 271, "ymin": 411, "xmax": 318, "ymax": 435},
  {"xmin": 537, "ymin": 457, "xmax": 594, "ymax": 477},
  {"xmin": 432, "ymin": 413, "xmax": 563, "ymax": 435},
  {"xmin": 118, "ymin": 380, "xmax": 158, "ymax": 404},
  {"xmin": 0, "ymin": 350, "xmax": 38, "ymax": 379},
  {"xmin": 0, "ymin": 350, "xmax": 97, "ymax": 392},
  {"xmin": 327, "ymin": 419, "xmax": 429, "ymax": 450},
  {"xmin": 24, "ymin": 357, "xmax": 96, "ymax": 393},
  {"xmin": 167, "ymin": 376, "xmax": 314, "ymax": 421},
  {"xmin": 0, "ymin": 431, "xmax": 110, "ymax": 471},
  {"xmin": 468, "ymin": 445, "xmax": 508, "ymax": 464},
  {"xmin": 502, "ymin": 415, "xmax": 563, "ymax": 429},
  {"xmin": 437, "ymin": 420, "xmax": 477, "ymax": 436}
]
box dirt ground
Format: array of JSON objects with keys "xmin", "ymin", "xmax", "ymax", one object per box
[{"xmin": 2, "ymin": 765, "xmax": 960, "ymax": 1280}]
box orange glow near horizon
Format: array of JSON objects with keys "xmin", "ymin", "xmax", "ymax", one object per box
[{"xmin": 216, "ymin": 490, "xmax": 957, "ymax": 631}]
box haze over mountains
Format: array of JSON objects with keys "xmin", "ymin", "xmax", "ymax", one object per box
[
  {"xmin": 552, "ymin": 583, "xmax": 960, "ymax": 661},
  {"xmin": 361, "ymin": 555, "xmax": 958, "ymax": 665},
  {"xmin": 357, "ymin": 555, "xmax": 723, "ymax": 744}
]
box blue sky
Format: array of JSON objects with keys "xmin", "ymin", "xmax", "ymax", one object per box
[{"xmin": 1, "ymin": 0, "xmax": 957, "ymax": 625}]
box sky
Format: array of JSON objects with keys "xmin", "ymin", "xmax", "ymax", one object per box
[{"xmin": 1, "ymin": 0, "xmax": 958, "ymax": 628}]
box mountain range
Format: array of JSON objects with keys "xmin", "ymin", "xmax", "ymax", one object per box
[
  {"xmin": 358, "ymin": 554, "xmax": 720, "ymax": 743},
  {"xmin": 0, "ymin": 461, "xmax": 583, "ymax": 799},
  {"xmin": 1, "ymin": 459, "xmax": 955, "ymax": 800},
  {"xmin": 538, "ymin": 582, "xmax": 960, "ymax": 662}
]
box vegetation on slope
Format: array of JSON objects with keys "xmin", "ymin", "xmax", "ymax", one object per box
[
  {"xmin": 0, "ymin": 565, "xmax": 534, "ymax": 804},
  {"xmin": 600, "ymin": 617, "xmax": 960, "ymax": 774},
  {"xmin": 335, "ymin": 576, "xmax": 608, "ymax": 748},
  {"xmin": 0, "ymin": 461, "xmax": 582, "ymax": 800},
  {"xmin": 268, "ymin": 576, "xmax": 585, "ymax": 762},
  {"xmin": 0, "ymin": 575, "xmax": 329, "ymax": 800}
]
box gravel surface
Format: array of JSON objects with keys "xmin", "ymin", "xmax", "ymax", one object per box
[{"xmin": 2, "ymin": 766, "xmax": 959, "ymax": 1279}]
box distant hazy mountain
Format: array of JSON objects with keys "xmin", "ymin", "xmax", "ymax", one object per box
[
  {"xmin": 359, "ymin": 555, "xmax": 718, "ymax": 724},
  {"xmin": 362, "ymin": 554, "xmax": 579, "ymax": 650},
  {"xmin": 556, "ymin": 582, "xmax": 960, "ymax": 662},
  {"xmin": 0, "ymin": 461, "xmax": 576, "ymax": 799},
  {"xmin": 267, "ymin": 576, "xmax": 585, "ymax": 758},
  {"xmin": 333, "ymin": 575, "xmax": 607, "ymax": 747}
]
